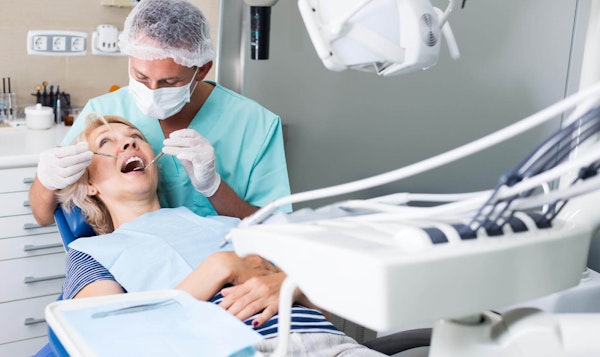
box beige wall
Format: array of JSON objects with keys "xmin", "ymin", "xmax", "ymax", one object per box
[{"xmin": 0, "ymin": 0, "xmax": 219, "ymax": 116}]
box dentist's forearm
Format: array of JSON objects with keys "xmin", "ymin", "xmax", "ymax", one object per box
[
  {"xmin": 208, "ymin": 181, "xmax": 259, "ymax": 219},
  {"xmin": 29, "ymin": 177, "xmax": 60, "ymax": 226}
]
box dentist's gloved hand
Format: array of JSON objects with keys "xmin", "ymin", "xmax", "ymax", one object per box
[
  {"xmin": 162, "ymin": 129, "xmax": 221, "ymax": 197},
  {"xmin": 37, "ymin": 142, "xmax": 94, "ymax": 191}
]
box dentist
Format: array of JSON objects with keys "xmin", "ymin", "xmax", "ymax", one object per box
[{"xmin": 29, "ymin": 0, "xmax": 291, "ymax": 226}]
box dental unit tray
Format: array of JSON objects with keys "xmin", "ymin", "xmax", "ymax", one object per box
[{"xmin": 45, "ymin": 290, "xmax": 263, "ymax": 357}]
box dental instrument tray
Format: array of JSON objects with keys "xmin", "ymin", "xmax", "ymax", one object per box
[{"xmin": 45, "ymin": 289, "xmax": 263, "ymax": 357}]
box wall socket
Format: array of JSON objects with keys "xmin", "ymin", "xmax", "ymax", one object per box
[
  {"xmin": 27, "ymin": 30, "xmax": 87, "ymax": 56},
  {"xmin": 100, "ymin": 0, "xmax": 139, "ymax": 7}
]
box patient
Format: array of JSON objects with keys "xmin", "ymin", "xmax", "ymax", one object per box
[{"xmin": 57, "ymin": 114, "xmax": 386, "ymax": 356}]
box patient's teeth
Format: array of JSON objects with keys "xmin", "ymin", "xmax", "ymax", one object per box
[
  {"xmin": 121, "ymin": 156, "xmax": 145, "ymax": 172},
  {"xmin": 125, "ymin": 156, "xmax": 143, "ymax": 166}
]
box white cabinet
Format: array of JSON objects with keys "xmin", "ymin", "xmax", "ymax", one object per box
[
  {"xmin": 0, "ymin": 125, "xmax": 70, "ymax": 356},
  {"xmin": 0, "ymin": 336, "xmax": 50, "ymax": 357}
]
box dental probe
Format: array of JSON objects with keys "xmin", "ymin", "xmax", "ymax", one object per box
[
  {"xmin": 93, "ymin": 151, "xmax": 164, "ymax": 170},
  {"xmin": 92, "ymin": 151, "xmax": 118, "ymax": 158},
  {"xmin": 141, "ymin": 152, "xmax": 164, "ymax": 170}
]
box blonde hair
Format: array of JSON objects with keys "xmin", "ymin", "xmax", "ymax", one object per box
[{"xmin": 57, "ymin": 114, "xmax": 148, "ymax": 235}]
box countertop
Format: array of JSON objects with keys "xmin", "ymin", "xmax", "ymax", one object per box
[{"xmin": 0, "ymin": 123, "xmax": 71, "ymax": 169}]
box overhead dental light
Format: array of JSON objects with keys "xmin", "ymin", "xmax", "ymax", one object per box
[{"xmin": 298, "ymin": 0, "xmax": 460, "ymax": 76}]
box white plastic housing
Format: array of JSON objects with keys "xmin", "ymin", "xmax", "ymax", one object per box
[
  {"xmin": 298, "ymin": 0, "xmax": 447, "ymax": 76},
  {"xmin": 232, "ymin": 213, "xmax": 592, "ymax": 331}
]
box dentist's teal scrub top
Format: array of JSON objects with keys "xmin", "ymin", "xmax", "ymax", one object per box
[{"xmin": 62, "ymin": 82, "xmax": 292, "ymax": 216}]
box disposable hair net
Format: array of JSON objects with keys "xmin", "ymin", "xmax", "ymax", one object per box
[{"xmin": 118, "ymin": 0, "xmax": 215, "ymax": 68}]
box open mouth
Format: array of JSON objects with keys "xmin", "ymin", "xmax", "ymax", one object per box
[{"xmin": 121, "ymin": 156, "xmax": 145, "ymax": 173}]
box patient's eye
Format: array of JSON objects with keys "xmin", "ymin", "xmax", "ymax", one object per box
[{"xmin": 98, "ymin": 137, "xmax": 110, "ymax": 147}]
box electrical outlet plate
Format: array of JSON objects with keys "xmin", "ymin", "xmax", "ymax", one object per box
[
  {"xmin": 27, "ymin": 30, "xmax": 87, "ymax": 56},
  {"xmin": 100, "ymin": 0, "xmax": 139, "ymax": 7}
]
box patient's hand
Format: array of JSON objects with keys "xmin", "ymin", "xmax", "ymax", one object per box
[
  {"xmin": 177, "ymin": 252, "xmax": 307, "ymax": 327},
  {"xmin": 226, "ymin": 254, "xmax": 280, "ymax": 285},
  {"xmin": 219, "ymin": 271, "xmax": 302, "ymax": 328},
  {"xmin": 177, "ymin": 252, "xmax": 278, "ymax": 302}
]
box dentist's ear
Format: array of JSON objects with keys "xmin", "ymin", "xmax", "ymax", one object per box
[{"xmin": 196, "ymin": 61, "xmax": 212, "ymax": 80}]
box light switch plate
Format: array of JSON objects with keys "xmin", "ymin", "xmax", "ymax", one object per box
[{"xmin": 27, "ymin": 30, "xmax": 87, "ymax": 56}]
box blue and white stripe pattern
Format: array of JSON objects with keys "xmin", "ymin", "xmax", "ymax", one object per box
[
  {"xmin": 63, "ymin": 249, "xmax": 122, "ymax": 299},
  {"xmin": 210, "ymin": 293, "xmax": 342, "ymax": 338},
  {"xmin": 63, "ymin": 249, "xmax": 342, "ymax": 337}
]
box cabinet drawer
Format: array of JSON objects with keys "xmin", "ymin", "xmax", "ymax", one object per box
[
  {"xmin": 0, "ymin": 336, "xmax": 49, "ymax": 357},
  {"xmin": 0, "ymin": 294, "xmax": 60, "ymax": 345},
  {"xmin": 0, "ymin": 191, "xmax": 32, "ymax": 217},
  {"xmin": 0, "ymin": 214, "xmax": 57, "ymax": 239},
  {"xmin": 0, "ymin": 254, "xmax": 65, "ymax": 302},
  {"xmin": 0, "ymin": 232, "xmax": 64, "ymax": 261},
  {"xmin": 0, "ymin": 166, "xmax": 36, "ymax": 193}
]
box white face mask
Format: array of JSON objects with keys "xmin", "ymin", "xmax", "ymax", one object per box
[{"xmin": 128, "ymin": 68, "xmax": 199, "ymax": 119}]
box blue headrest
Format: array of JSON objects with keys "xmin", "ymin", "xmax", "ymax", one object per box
[
  {"xmin": 54, "ymin": 205, "xmax": 96, "ymax": 249},
  {"xmin": 64, "ymin": 206, "xmax": 95, "ymax": 237}
]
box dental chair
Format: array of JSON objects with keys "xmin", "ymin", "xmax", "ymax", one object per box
[
  {"xmin": 32, "ymin": 206, "xmax": 97, "ymax": 357},
  {"xmin": 53, "ymin": 205, "xmax": 95, "ymax": 251},
  {"xmin": 38, "ymin": 204, "xmax": 432, "ymax": 357}
]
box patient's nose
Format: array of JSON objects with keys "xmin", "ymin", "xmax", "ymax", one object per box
[{"xmin": 122, "ymin": 138, "xmax": 138, "ymax": 150}]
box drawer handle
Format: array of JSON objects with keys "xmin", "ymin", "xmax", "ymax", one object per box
[
  {"xmin": 23, "ymin": 243, "xmax": 64, "ymax": 252},
  {"xmin": 23, "ymin": 223, "xmax": 42, "ymax": 230},
  {"xmin": 24, "ymin": 274, "xmax": 65, "ymax": 284},
  {"xmin": 23, "ymin": 200, "xmax": 31, "ymax": 207},
  {"xmin": 23, "ymin": 222, "xmax": 56, "ymax": 230},
  {"xmin": 24, "ymin": 317, "xmax": 46, "ymax": 326},
  {"xmin": 23, "ymin": 177, "xmax": 35, "ymax": 184}
]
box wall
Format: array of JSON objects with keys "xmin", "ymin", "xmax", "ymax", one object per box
[
  {"xmin": 0, "ymin": 0, "xmax": 219, "ymax": 117},
  {"xmin": 229, "ymin": 0, "xmax": 585, "ymax": 208}
]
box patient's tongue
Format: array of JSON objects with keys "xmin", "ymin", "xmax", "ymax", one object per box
[{"xmin": 123, "ymin": 161, "xmax": 142, "ymax": 173}]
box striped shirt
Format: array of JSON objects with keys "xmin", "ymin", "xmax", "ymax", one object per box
[{"xmin": 63, "ymin": 249, "xmax": 342, "ymax": 338}]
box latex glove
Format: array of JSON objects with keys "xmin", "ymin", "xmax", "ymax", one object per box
[
  {"xmin": 37, "ymin": 142, "xmax": 93, "ymax": 191},
  {"xmin": 162, "ymin": 129, "xmax": 221, "ymax": 197}
]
